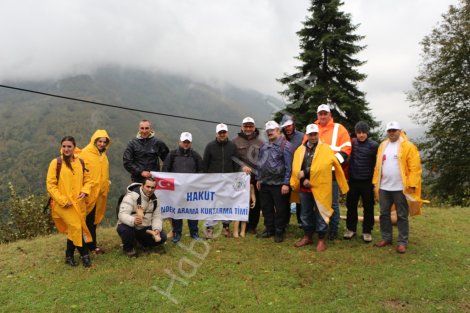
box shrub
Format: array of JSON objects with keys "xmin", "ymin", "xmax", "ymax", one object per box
[{"xmin": 0, "ymin": 183, "xmax": 55, "ymax": 243}]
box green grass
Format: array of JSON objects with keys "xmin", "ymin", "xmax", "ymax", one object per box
[{"xmin": 1, "ymin": 207, "xmax": 469, "ymax": 313}]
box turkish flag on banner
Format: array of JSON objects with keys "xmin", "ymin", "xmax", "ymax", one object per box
[{"xmin": 154, "ymin": 177, "xmax": 175, "ymax": 191}]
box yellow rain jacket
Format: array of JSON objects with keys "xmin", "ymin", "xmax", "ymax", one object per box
[
  {"xmin": 290, "ymin": 142, "xmax": 349, "ymax": 224},
  {"xmin": 77, "ymin": 129, "xmax": 111, "ymax": 224},
  {"xmin": 46, "ymin": 156, "xmax": 93, "ymax": 247},
  {"xmin": 372, "ymin": 133, "xmax": 423, "ymax": 215}
]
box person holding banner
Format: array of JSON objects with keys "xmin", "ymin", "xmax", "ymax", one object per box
[
  {"xmin": 117, "ymin": 178, "xmax": 167, "ymax": 257},
  {"xmin": 163, "ymin": 132, "xmax": 204, "ymax": 243},
  {"xmin": 232, "ymin": 117, "xmax": 263, "ymax": 235},
  {"xmin": 202, "ymin": 123, "xmax": 240, "ymax": 239},
  {"xmin": 256, "ymin": 121, "xmax": 294, "ymax": 243}
]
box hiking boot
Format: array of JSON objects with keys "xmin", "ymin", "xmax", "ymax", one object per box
[
  {"xmin": 294, "ymin": 235, "xmax": 313, "ymax": 247},
  {"xmin": 362, "ymin": 233, "xmax": 372, "ymax": 243},
  {"xmin": 204, "ymin": 227, "xmax": 214, "ymax": 240},
  {"xmin": 396, "ymin": 245, "xmax": 407, "ymax": 254},
  {"xmin": 257, "ymin": 230, "xmax": 274, "ymax": 238},
  {"xmin": 81, "ymin": 255, "xmax": 92, "ymax": 268},
  {"xmin": 125, "ymin": 248, "xmax": 137, "ymax": 258},
  {"xmin": 65, "ymin": 256, "xmax": 78, "ymax": 267},
  {"xmin": 343, "ymin": 229, "xmax": 356, "ymax": 240},
  {"xmin": 172, "ymin": 232, "xmax": 182, "ymax": 244},
  {"xmin": 375, "ymin": 240, "xmax": 392, "ymax": 248},
  {"xmin": 316, "ymin": 239, "xmax": 327, "ymax": 252},
  {"xmin": 274, "ymin": 231, "xmax": 285, "ymax": 243},
  {"xmin": 190, "ymin": 233, "xmax": 201, "ymax": 241}
]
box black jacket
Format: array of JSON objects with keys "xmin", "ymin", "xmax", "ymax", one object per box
[
  {"xmin": 123, "ymin": 134, "xmax": 169, "ymax": 182},
  {"xmin": 202, "ymin": 139, "xmax": 240, "ymax": 173},
  {"xmin": 348, "ymin": 138, "xmax": 379, "ymax": 181},
  {"xmin": 162, "ymin": 147, "xmax": 203, "ymax": 173}
]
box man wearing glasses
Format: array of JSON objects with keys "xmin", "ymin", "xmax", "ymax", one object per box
[
  {"xmin": 123, "ymin": 119, "xmax": 170, "ymax": 183},
  {"xmin": 373, "ymin": 121, "xmax": 422, "ymax": 254}
]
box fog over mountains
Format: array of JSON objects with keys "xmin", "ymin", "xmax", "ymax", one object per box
[{"xmin": 0, "ymin": 66, "xmax": 284, "ymax": 211}]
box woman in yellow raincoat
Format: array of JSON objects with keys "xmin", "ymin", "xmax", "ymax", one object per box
[
  {"xmin": 46, "ymin": 136, "xmax": 93, "ymax": 267},
  {"xmin": 78, "ymin": 129, "xmax": 111, "ymax": 254}
]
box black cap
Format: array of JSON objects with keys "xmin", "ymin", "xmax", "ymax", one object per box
[{"xmin": 355, "ymin": 121, "xmax": 369, "ymax": 134}]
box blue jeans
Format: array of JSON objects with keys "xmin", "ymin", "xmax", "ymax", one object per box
[
  {"xmin": 299, "ymin": 191, "xmax": 328, "ymax": 237},
  {"xmin": 328, "ymin": 180, "xmax": 340, "ymax": 236},
  {"xmin": 172, "ymin": 219, "xmax": 199, "ymax": 236}
]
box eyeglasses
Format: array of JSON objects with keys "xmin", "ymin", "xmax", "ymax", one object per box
[
  {"xmin": 140, "ymin": 127, "xmax": 150, "ymax": 130},
  {"xmin": 387, "ymin": 129, "xmax": 399, "ymax": 133},
  {"xmin": 218, "ymin": 131, "xmax": 227, "ymax": 134}
]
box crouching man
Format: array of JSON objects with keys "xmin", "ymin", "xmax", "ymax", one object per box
[{"xmin": 117, "ymin": 178, "xmax": 167, "ymax": 257}]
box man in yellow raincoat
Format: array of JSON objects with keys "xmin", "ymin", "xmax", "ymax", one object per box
[
  {"xmin": 373, "ymin": 121, "xmax": 422, "ymax": 254},
  {"xmin": 291, "ymin": 124, "xmax": 349, "ymax": 252},
  {"xmin": 78, "ymin": 129, "xmax": 111, "ymax": 254},
  {"xmin": 46, "ymin": 136, "xmax": 94, "ymax": 267}
]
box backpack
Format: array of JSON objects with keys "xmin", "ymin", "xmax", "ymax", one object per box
[
  {"xmin": 44, "ymin": 156, "xmax": 86, "ymax": 212},
  {"xmin": 115, "ymin": 183, "xmax": 157, "ymax": 220}
]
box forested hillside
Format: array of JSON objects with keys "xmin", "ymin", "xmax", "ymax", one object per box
[{"xmin": 0, "ymin": 67, "xmax": 281, "ymax": 219}]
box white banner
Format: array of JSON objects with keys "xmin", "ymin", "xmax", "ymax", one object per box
[{"xmin": 151, "ymin": 172, "xmax": 250, "ymax": 221}]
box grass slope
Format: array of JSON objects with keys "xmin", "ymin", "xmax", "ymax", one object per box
[{"xmin": 0, "ymin": 207, "xmax": 469, "ymax": 313}]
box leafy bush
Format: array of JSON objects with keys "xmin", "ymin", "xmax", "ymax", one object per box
[{"xmin": 0, "ymin": 183, "xmax": 55, "ymax": 243}]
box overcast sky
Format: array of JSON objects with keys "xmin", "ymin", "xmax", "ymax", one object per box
[{"xmin": 0, "ymin": 0, "xmax": 459, "ymax": 130}]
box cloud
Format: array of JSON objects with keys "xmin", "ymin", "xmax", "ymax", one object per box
[{"xmin": 0, "ymin": 0, "xmax": 459, "ymax": 129}]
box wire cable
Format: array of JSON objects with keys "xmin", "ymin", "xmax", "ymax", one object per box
[{"xmin": 0, "ymin": 84, "xmax": 242, "ymax": 127}]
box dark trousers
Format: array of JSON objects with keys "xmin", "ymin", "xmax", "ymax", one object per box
[
  {"xmin": 172, "ymin": 219, "xmax": 199, "ymax": 235},
  {"xmin": 285, "ymin": 202, "xmax": 302, "ymax": 226},
  {"xmin": 346, "ymin": 179, "xmax": 375, "ymax": 233},
  {"xmin": 259, "ymin": 184, "xmax": 290, "ymax": 232},
  {"xmin": 247, "ymin": 186, "xmax": 261, "ymax": 231},
  {"xmin": 116, "ymin": 224, "xmax": 167, "ymax": 252},
  {"xmin": 86, "ymin": 206, "xmax": 97, "ymax": 251},
  {"xmin": 66, "ymin": 239, "xmax": 89, "ymax": 257}
]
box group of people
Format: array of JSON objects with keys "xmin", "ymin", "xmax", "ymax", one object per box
[{"xmin": 46, "ymin": 104, "xmax": 422, "ymax": 267}]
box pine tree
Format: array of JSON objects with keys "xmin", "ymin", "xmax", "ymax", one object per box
[
  {"xmin": 277, "ymin": 0, "xmax": 377, "ymax": 133},
  {"xmin": 408, "ymin": 0, "xmax": 470, "ymax": 206}
]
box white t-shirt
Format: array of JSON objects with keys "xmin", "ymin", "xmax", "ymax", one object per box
[{"xmin": 380, "ymin": 141, "xmax": 403, "ymax": 191}]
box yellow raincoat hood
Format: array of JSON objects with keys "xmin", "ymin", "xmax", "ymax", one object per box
[{"xmin": 78, "ymin": 129, "xmax": 111, "ymax": 224}]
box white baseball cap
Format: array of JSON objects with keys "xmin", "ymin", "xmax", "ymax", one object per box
[
  {"xmin": 180, "ymin": 132, "xmax": 192, "ymax": 142},
  {"xmin": 305, "ymin": 124, "xmax": 319, "ymax": 134},
  {"xmin": 242, "ymin": 117, "xmax": 255, "ymax": 124},
  {"xmin": 216, "ymin": 123, "xmax": 228, "ymax": 133},
  {"xmin": 317, "ymin": 104, "xmax": 331, "ymax": 113},
  {"xmin": 281, "ymin": 119, "xmax": 294, "ymax": 128},
  {"xmin": 265, "ymin": 120, "xmax": 280, "ymax": 131},
  {"xmin": 386, "ymin": 121, "xmax": 402, "ymax": 131}
]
